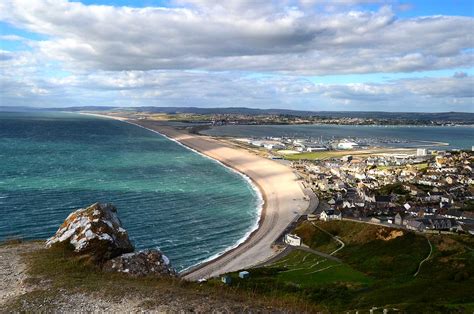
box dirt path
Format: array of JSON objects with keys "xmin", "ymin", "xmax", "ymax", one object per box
[
  {"xmin": 310, "ymin": 222, "xmax": 345, "ymax": 255},
  {"xmin": 0, "ymin": 242, "xmax": 286, "ymax": 312},
  {"xmin": 413, "ymin": 237, "xmax": 433, "ymax": 277},
  {"xmin": 0, "ymin": 242, "xmax": 42, "ymax": 306}
]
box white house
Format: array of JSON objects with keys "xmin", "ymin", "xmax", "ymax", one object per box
[
  {"xmin": 320, "ymin": 209, "xmax": 342, "ymax": 221},
  {"xmin": 284, "ymin": 234, "xmax": 302, "ymax": 246}
]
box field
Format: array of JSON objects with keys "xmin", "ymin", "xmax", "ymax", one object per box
[
  {"xmin": 263, "ymin": 250, "xmax": 371, "ymax": 288},
  {"xmin": 2, "ymin": 241, "xmax": 311, "ymax": 312},
  {"xmin": 282, "ymin": 150, "xmax": 354, "ymax": 160},
  {"xmin": 225, "ymin": 220, "xmax": 474, "ymax": 312},
  {"xmin": 4, "ymin": 221, "xmax": 473, "ymax": 312},
  {"xmin": 282, "ymin": 148, "xmax": 416, "ymax": 161}
]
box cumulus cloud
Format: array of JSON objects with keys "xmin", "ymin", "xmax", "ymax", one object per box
[
  {"xmin": 0, "ymin": 0, "xmax": 472, "ymax": 111},
  {"xmin": 0, "ymin": 0, "xmax": 472, "ymax": 74},
  {"xmin": 2, "ymin": 47, "xmax": 472, "ymax": 111}
]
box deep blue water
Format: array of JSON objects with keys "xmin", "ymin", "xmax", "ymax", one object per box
[
  {"xmin": 0, "ymin": 111, "xmax": 260, "ymax": 271},
  {"xmin": 202, "ymin": 124, "xmax": 474, "ymax": 149}
]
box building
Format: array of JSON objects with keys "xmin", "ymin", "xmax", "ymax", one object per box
[
  {"xmin": 221, "ymin": 275, "xmax": 232, "ymax": 284},
  {"xmin": 337, "ymin": 140, "xmax": 358, "ymax": 150},
  {"xmin": 284, "ymin": 234, "xmax": 302, "ymax": 246},
  {"xmin": 406, "ymin": 219, "xmax": 426, "ymax": 232},
  {"xmin": 394, "ymin": 213, "xmax": 404, "ymax": 225},
  {"xmin": 320, "ymin": 209, "xmax": 342, "ymax": 221},
  {"xmin": 239, "ymin": 271, "xmax": 250, "ymax": 279},
  {"xmin": 417, "ymin": 148, "xmax": 427, "ymax": 156}
]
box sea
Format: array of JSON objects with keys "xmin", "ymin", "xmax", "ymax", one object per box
[
  {"xmin": 0, "ymin": 111, "xmax": 261, "ymax": 271},
  {"xmin": 202, "ymin": 124, "xmax": 474, "ymax": 150}
]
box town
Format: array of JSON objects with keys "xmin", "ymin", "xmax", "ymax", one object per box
[
  {"xmin": 291, "ymin": 148, "xmax": 474, "ymax": 235},
  {"xmin": 230, "ymin": 135, "xmax": 474, "ymax": 236}
]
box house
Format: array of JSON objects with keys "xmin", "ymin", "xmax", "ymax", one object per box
[
  {"xmin": 307, "ymin": 213, "xmax": 318, "ymax": 221},
  {"xmin": 394, "ymin": 213, "xmax": 404, "ymax": 225},
  {"xmin": 320, "ymin": 209, "xmax": 342, "ymax": 221},
  {"xmin": 370, "ymin": 217, "xmax": 389, "ymax": 224},
  {"xmin": 221, "ymin": 275, "xmax": 232, "ymax": 285},
  {"xmin": 239, "ymin": 271, "xmax": 250, "ymax": 279},
  {"xmin": 284, "ymin": 234, "xmax": 302, "ymax": 246},
  {"xmin": 424, "ymin": 218, "xmax": 457, "ymax": 230},
  {"xmin": 406, "ymin": 219, "xmax": 427, "ymax": 232},
  {"xmin": 426, "ymin": 191, "xmax": 444, "ymax": 203},
  {"xmin": 375, "ymin": 195, "xmax": 391, "ymax": 208},
  {"xmin": 458, "ymin": 223, "xmax": 474, "ymax": 235}
]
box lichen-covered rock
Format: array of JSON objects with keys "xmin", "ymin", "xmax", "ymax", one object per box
[
  {"xmin": 46, "ymin": 203, "xmax": 134, "ymax": 262},
  {"xmin": 103, "ymin": 249, "xmax": 176, "ymax": 277}
]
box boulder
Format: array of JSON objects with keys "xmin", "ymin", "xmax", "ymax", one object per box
[
  {"xmin": 103, "ymin": 249, "xmax": 176, "ymax": 277},
  {"xmin": 46, "ymin": 203, "xmax": 134, "ymax": 262}
]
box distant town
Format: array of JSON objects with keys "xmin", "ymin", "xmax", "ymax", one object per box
[
  {"xmin": 213, "ymin": 131, "xmax": 474, "ymax": 238},
  {"xmin": 130, "ymin": 112, "xmax": 474, "ymax": 126}
]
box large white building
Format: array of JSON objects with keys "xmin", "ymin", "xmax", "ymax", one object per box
[
  {"xmin": 284, "ymin": 234, "xmax": 302, "ymax": 246},
  {"xmin": 337, "ymin": 140, "xmax": 358, "ymax": 150},
  {"xmin": 417, "ymin": 148, "xmax": 427, "ymax": 156}
]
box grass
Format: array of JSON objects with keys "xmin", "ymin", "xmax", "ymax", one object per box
[
  {"xmin": 289, "ymin": 220, "xmax": 474, "ymax": 311},
  {"xmin": 283, "ymin": 151, "xmax": 351, "ymax": 160},
  {"xmin": 296, "ymin": 221, "xmax": 430, "ymax": 278},
  {"xmin": 217, "ymin": 250, "xmax": 372, "ymax": 310},
  {"xmin": 5, "ymin": 223, "xmax": 474, "ymax": 312},
  {"xmin": 265, "ymin": 250, "xmax": 371, "ymax": 288},
  {"xmin": 375, "ymin": 182, "xmax": 409, "ymax": 196},
  {"xmin": 4, "ymin": 242, "xmax": 311, "ymax": 312},
  {"xmin": 293, "ymin": 223, "xmax": 339, "ymax": 254}
]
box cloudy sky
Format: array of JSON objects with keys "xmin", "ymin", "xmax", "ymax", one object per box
[{"xmin": 1, "ymin": 0, "xmax": 473, "ymax": 112}]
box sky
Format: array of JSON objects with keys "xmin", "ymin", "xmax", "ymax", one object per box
[{"xmin": 0, "ymin": 0, "xmax": 473, "ymax": 112}]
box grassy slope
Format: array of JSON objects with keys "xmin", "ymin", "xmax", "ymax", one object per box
[
  {"xmin": 265, "ymin": 250, "xmax": 371, "ymax": 288},
  {"xmin": 3, "ymin": 242, "xmax": 308, "ymax": 312},
  {"xmin": 293, "ymin": 221, "xmax": 474, "ymax": 311}
]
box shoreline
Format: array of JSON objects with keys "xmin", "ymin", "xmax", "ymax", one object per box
[
  {"xmin": 77, "ymin": 112, "xmax": 266, "ymax": 273},
  {"xmin": 78, "ymin": 112, "xmax": 309, "ymax": 280},
  {"xmin": 121, "ymin": 120, "xmax": 265, "ymax": 274}
]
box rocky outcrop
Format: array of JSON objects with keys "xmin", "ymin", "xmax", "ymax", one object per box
[
  {"xmin": 46, "ymin": 203, "xmax": 134, "ymax": 262},
  {"xmin": 46, "ymin": 203, "xmax": 176, "ymax": 277},
  {"xmin": 103, "ymin": 249, "xmax": 176, "ymax": 277}
]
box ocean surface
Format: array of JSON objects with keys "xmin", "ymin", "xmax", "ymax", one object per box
[
  {"xmin": 0, "ymin": 111, "xmax": 261, "ymax": 271},
  {"xmin": 202, "ymin": 124, "xmax": 474, "ymax": 149}
]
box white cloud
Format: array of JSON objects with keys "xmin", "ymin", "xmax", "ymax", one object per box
[
  {"xmin": 1, "ymin": 48, "xmax": 472, "ymax": 111},
  {"xmin": 0, "ymin": 0, "xmax": 472, "ymax": 74},
  {"xmin": 0, "ymin": 0, "xmax": 472, "ymax": 111}
]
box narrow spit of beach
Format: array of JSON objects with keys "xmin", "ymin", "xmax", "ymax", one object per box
[{"xmin": 78, "ymin": 112, "xmax": 310, "ymax": 280}]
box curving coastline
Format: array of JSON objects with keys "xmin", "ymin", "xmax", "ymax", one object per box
[
  {"xmin": 79, "ymin": 113, "xmax": 310, "ymax": 280},
  {"xmin": 121, "ymin": 119, "xmax": 265, "ymax": 273}
]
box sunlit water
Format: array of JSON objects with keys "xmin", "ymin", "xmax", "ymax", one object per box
[{"xmin": 0, "ymin": 111, "xmax": 260, "ymax": 271}]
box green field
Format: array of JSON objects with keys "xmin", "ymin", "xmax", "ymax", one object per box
[
  {"xmin": 225, "ymin": 221, "xmax": 474, "ymax": 312},
  {"xmin": 265, "ymin": 250, "xmax": 371, "ymax": 288},
  {"xmin": 283, "ymin": 151, "xmax": 350, "ymax": 160}
]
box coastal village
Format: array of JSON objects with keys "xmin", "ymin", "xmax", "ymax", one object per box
[
  {"xmin": 232, "ymin": 135, "xmax": 474, "ymax": 236},
  {"xmin": 296, "ymin": 149, "xmax": 474, "ymax": 234}
]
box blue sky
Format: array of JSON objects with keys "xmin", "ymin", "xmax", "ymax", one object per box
[{"xmin": 1, "ymin": 0, "xmax": 473, "ymax": 111}]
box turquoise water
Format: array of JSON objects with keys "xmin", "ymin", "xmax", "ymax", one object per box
[
  {"xmin": 0, "ymin": 111, "xmax": 260, "ymax": 271},
  {"xmin": 202, "ymin": 124, "xmax": 474, "ymax": 149}
]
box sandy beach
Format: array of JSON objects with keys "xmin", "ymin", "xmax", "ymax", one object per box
[
  {"xmin": 79, "ymin": 113, "xmax": 310, "ymax": 280},
  {"xmin": 132, "ymin": 121, "xmax": 310, "ymax": 280}
]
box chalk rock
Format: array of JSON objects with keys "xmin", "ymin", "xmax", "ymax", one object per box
[
  {"xmin": 103, "ymin": 249, "xmax": 176, "ymax": 277},
  {"xmin": 46, "ymin": 203, "xmax": 134, "ymax": 261}
]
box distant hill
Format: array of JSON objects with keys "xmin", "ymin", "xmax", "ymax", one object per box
[{"xmin": 2, "ymin": 106, "xmax": 473, "ymax": 123}]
